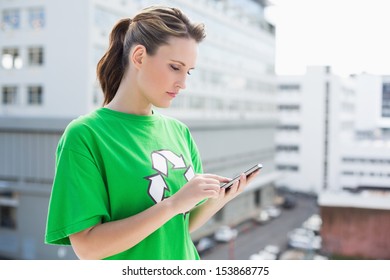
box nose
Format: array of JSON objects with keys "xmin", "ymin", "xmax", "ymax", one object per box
[{"xmin": 176, "ymin": 76, "xmax": 187, "ymax": 90}]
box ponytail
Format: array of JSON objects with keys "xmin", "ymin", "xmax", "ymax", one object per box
[{"xmin": 97, "ymin": 18, "xmax": 131, "ymax": 105}]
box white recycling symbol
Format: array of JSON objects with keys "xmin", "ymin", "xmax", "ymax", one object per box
[{"xmin": 145, "ymin": 150, "xmax": 195, "ymax": 204}]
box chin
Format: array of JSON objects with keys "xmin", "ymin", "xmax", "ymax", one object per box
[{"xmin": 154, "ymin": 101, "xmax": 172, "ymax": 109}]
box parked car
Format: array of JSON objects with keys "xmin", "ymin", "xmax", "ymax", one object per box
[
  {"xmin": 249, "ymin": 244, "xmax": 280, "ymax": 260},
  {"xmin": 265, "ymin": 205, "xmax": 281, "ymax": 218},
  {"xmin": 279, "ymin": 249, "xmax": 327, "ymax": 260},
  {"xmin": 281, "ymin": 195, "xmax": 297, "ymax": 209},
  {"xmin": 214, "ymin": 226, "xmax": 238, "ymax": 242},
  {"xmin": 302, "ymin": 214, "xmax": 322, "ymax": 234},
  {"xmin": 249, "ymin": 250, "xmax": 277, "ymax": 260},
  {"xmin": 196, "ymin": 237, "xmax": 216, "ymax": 254},
  {"xmin": 287, "ymin": 227, "xmax": 321, "ymax": 251},
  {"xmin": 263, "ymin": 244, "xmax": 281, "ymax": 257},
  {"xmin": 253, "ymin": 210, "xmax": 270, "ymax": 224}
]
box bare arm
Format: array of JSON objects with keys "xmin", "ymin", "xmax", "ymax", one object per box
[{"xmin": 69, "ymin": 174, "xmax": 224, "ymax": 259}]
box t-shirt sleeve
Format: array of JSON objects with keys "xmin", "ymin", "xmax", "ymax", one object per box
[
  {"xmin": 45, "ymin": 125, "xmax": 110, "ymax": 245},
  {"xmin": 185, "ymin": 127, "xmax": 203, "ymax": 175},
  {"xmin": 184, "ymin": 127, "xmax": 207, "ymax": 207}
]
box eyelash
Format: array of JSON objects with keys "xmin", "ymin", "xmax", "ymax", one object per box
[{"xmin": 170, "ymin": 65, "xmax": 192, "ymax": 75}]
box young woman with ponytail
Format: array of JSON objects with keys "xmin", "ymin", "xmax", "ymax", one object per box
[{"xmin": 45, "ymin": 6, "xmax": 259, "ymax": 260}]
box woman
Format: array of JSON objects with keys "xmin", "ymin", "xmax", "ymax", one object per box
[{"xmin": 45, "ymin": 5, "xmax": 259, "ymax": 260}]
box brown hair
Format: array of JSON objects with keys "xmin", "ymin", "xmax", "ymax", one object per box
[{"xmin": 97, "ymin": 6, "xmax": 206, "ymax": 105}]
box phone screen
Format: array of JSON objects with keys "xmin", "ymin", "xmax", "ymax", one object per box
[{"xmin": 220, "ymin": 163, "xmax": 262, "ymax": 189}]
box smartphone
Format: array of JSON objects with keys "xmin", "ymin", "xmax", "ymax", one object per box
[{"xmin": 220, "ymin": 163, "xmax": 262, "ymax": 189}]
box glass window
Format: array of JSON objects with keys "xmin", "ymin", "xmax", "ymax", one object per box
[
  {"xmin": 2, "ymin": 9, "xmax": 20, "ymax": 30},
  {"xmin": 276, "ymin": 165, "xmax": 299, "ymax": 172},
  {"xmin": 1, "ymin": 48, "xmax": 22, "ymax": 70},
  {"xmin": 278, "ymin": 104, "xmax": 300, "ymax": 112},
  {"xmin": 0, "ymin": 190, "xmax": 18, "ymax": 229},
  {"xmin": 2, "ymin": 86, "xmax": 18, "ymax": 105},
  {"xmin": 27, "ymin": 86, "xmax": 43, "ymax": 105},
  {"xmin": 28, "ymin": 7, "xmax": 45, "ymax": 30},
  {"xmin": 382, "ymin": 83, "xmax": 390, "ymax": 117},
  {"xmin": 276, "ymin": 145, "xmax": 300, "ymax": 152},
  {"xmin": 279, "ymin": 84, "xmax": 301, "ymax": 91},
  {"xmin": 28, "ymin": 47, "xmax": 44, "ymax": 66}
]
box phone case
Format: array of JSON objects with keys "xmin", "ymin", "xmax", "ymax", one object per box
[{"xmin": 220, "ymin": 163, "xmax": 262, "ymax": 189}]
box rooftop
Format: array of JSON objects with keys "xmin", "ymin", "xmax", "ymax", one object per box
[{"xmin": 318, "ymin": 189, "xmax": 390, "ymax": 210}]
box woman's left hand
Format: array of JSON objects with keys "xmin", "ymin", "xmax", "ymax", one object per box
[
  {"xmin": 211, "ymin": 170, "xmax": 260, "ymax": 207},
  {"xmin": 188, "ymin": 170, "xmax": 260, "ymax": 233}
]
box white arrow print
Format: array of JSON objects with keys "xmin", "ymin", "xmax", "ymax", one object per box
[
  {"xmin": 184, "ymin": 166, "xmax": 195, "ymax": 181},
  {"xmin": 146, "ymin": 174, "xmax": 169, "ymax": 204},
  {"xmin": 151, "ymin": 150, "xmax": 186, "ymax": 176}
]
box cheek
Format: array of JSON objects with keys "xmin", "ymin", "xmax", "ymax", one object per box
[{"xmin": 142, "ymin": 64, "xmax": 170, "ymax": 90}]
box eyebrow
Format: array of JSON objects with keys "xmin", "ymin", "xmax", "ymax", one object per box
[{"xmin": 170, "ymin": 59, "xmax": 195, "ymax": 69}]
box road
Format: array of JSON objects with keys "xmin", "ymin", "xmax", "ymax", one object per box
[{"xmin": 200, "ymin": 194, "xmax": 319, "ymax": 260}]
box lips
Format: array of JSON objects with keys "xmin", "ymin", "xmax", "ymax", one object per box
[{"xmin": 167, "ymin": 91, "xmax": 178, "ymax": 98}]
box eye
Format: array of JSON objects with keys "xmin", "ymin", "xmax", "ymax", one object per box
[
  {"xmin": 187, "ymin": 70, "xmax": 192, "ymax": 76},
  {"xmin": 170, "ymin": 64, "xmax": 180, "ymax": 71}
]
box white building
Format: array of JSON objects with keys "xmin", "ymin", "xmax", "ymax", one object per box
[
  {"xmin": 276, "ymin": 66, "xmax": 390, "ymax": 194},
  {"xmin": 334, "ymin": 74, "xmax": 390, "ymax": 191},
  {"xmin": 1, "ymin": 0, "xmax": 276, "ymax": 120},
  {"xmin": 275, "ymin": 66, "xmax": 354, "ymax": 193}
]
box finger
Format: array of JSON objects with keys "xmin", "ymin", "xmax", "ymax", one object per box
[
  {"xmin": 202, "ymin": 173, "xmax": 231, "ymax": 182},
  {"xmin": 203, "ymin": 189, "xmax": 220, "ymax": 199},
  {"xmin": 235, "ymin": 174, "xmax": 247, "ymax": 192},
  {"xmin": 248, "ymin": 170, "xmax": 260, "ymax": 178},
  {"xmin": 241, "ymin": 173, "xmax": 247, "ymax": 184},
  {"xmin": 246, "ymin": 170, "xmax": 260, "ymax": 183},
  {"xmin": 199, "ymin": 181, "xmax": 224, "ymax": 192},
  {"xmin": 194, "ymin": 175, "xmax": 227, "ymax": 186},
  {"xmin": 202, "ymin": 177, "xmax": 224, "ymax": 185},
  {"xmin": 227, "ymin": 178, "xmax": 241, "ymax": 194}
]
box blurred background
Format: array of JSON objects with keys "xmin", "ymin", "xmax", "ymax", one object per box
[{"xmin": 0, "ymin": 0, "xmax": 389, "ymax": 260}]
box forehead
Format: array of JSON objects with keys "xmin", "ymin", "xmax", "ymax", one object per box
[{"xmin": 153, "ymin": 37, "xmax": 198, "ymax": 67}]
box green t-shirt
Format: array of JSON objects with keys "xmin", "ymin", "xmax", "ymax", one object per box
[{"xmin": 45, "ymin": 108, "xmax": 203, "ymax": 260}]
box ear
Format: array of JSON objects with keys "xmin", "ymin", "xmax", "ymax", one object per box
[{"xmin": 130, "ymin": 45, "xmax": 146, "ymax": 70}]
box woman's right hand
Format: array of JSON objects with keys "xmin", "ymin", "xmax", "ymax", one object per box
[{"xmin": 169, "ymin": 174, "xmax": 229, "ymax": 214}]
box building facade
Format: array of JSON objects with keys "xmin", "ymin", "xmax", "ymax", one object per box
[
  {"xmin": 1, "ymin": 0, "xmax": 276, "ymax": 119},
  {"xmin": 276, "ymin": 66, "xmax": 390, "ymax": 194},
  {"xmin": 275, "ymin": 66, "xmax": 356, "ymax": 193}
]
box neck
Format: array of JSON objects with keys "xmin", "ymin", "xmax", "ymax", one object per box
[{"xmin": 105, "ymin": 71, "xmax": 152, "ymax": 116}]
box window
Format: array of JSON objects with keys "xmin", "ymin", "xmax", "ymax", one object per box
[
  {"xmin": 2, "ymin": 86, "xmax": 18, "ymax": 105},
  {"xmin": 276, "ymin": 145, "xmax": 299, "ymax": 152},
  {"xmin": 279, "ymin": 84, "xmax": 301, "ymax": 91},
  {"xmin": 0, "ymin": 189, "xmax": 18, "ymax": 230},
  {"xmin": 27, "ymin": 86, "xmax": 43, "ymax": 105},
  {"xmin": 278, "ymin": 104, "xmax": 300, "ymax": 112},
  {"xmin": 2, "ymin": 9, "xmax": 20, "ymax": 30},
  {"xmin": 276, "ymin": 165, "xmax": 299, "ymax": 172},
  {"xmin": 278, "ymin": 125, "xmax": 300, "ymax": 132},
  {"xmin": 28, "ymin": 47, "xmax": 44, "ymax": 66},
  {"xmin": 1, "ymin": 48, "xmax": 22, "ymax": 69},
  {"xmin": 382, "ymin": 83, "xmax": 390, "ymax": 118},
  {"xmin": 28, "ymin": 7, "xmax": 45, "ymax": 30}
]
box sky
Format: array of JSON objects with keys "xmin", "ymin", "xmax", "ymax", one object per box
[{"xmin": 264, "ymin": 0, "xmax": 390, "ymax": 76}]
